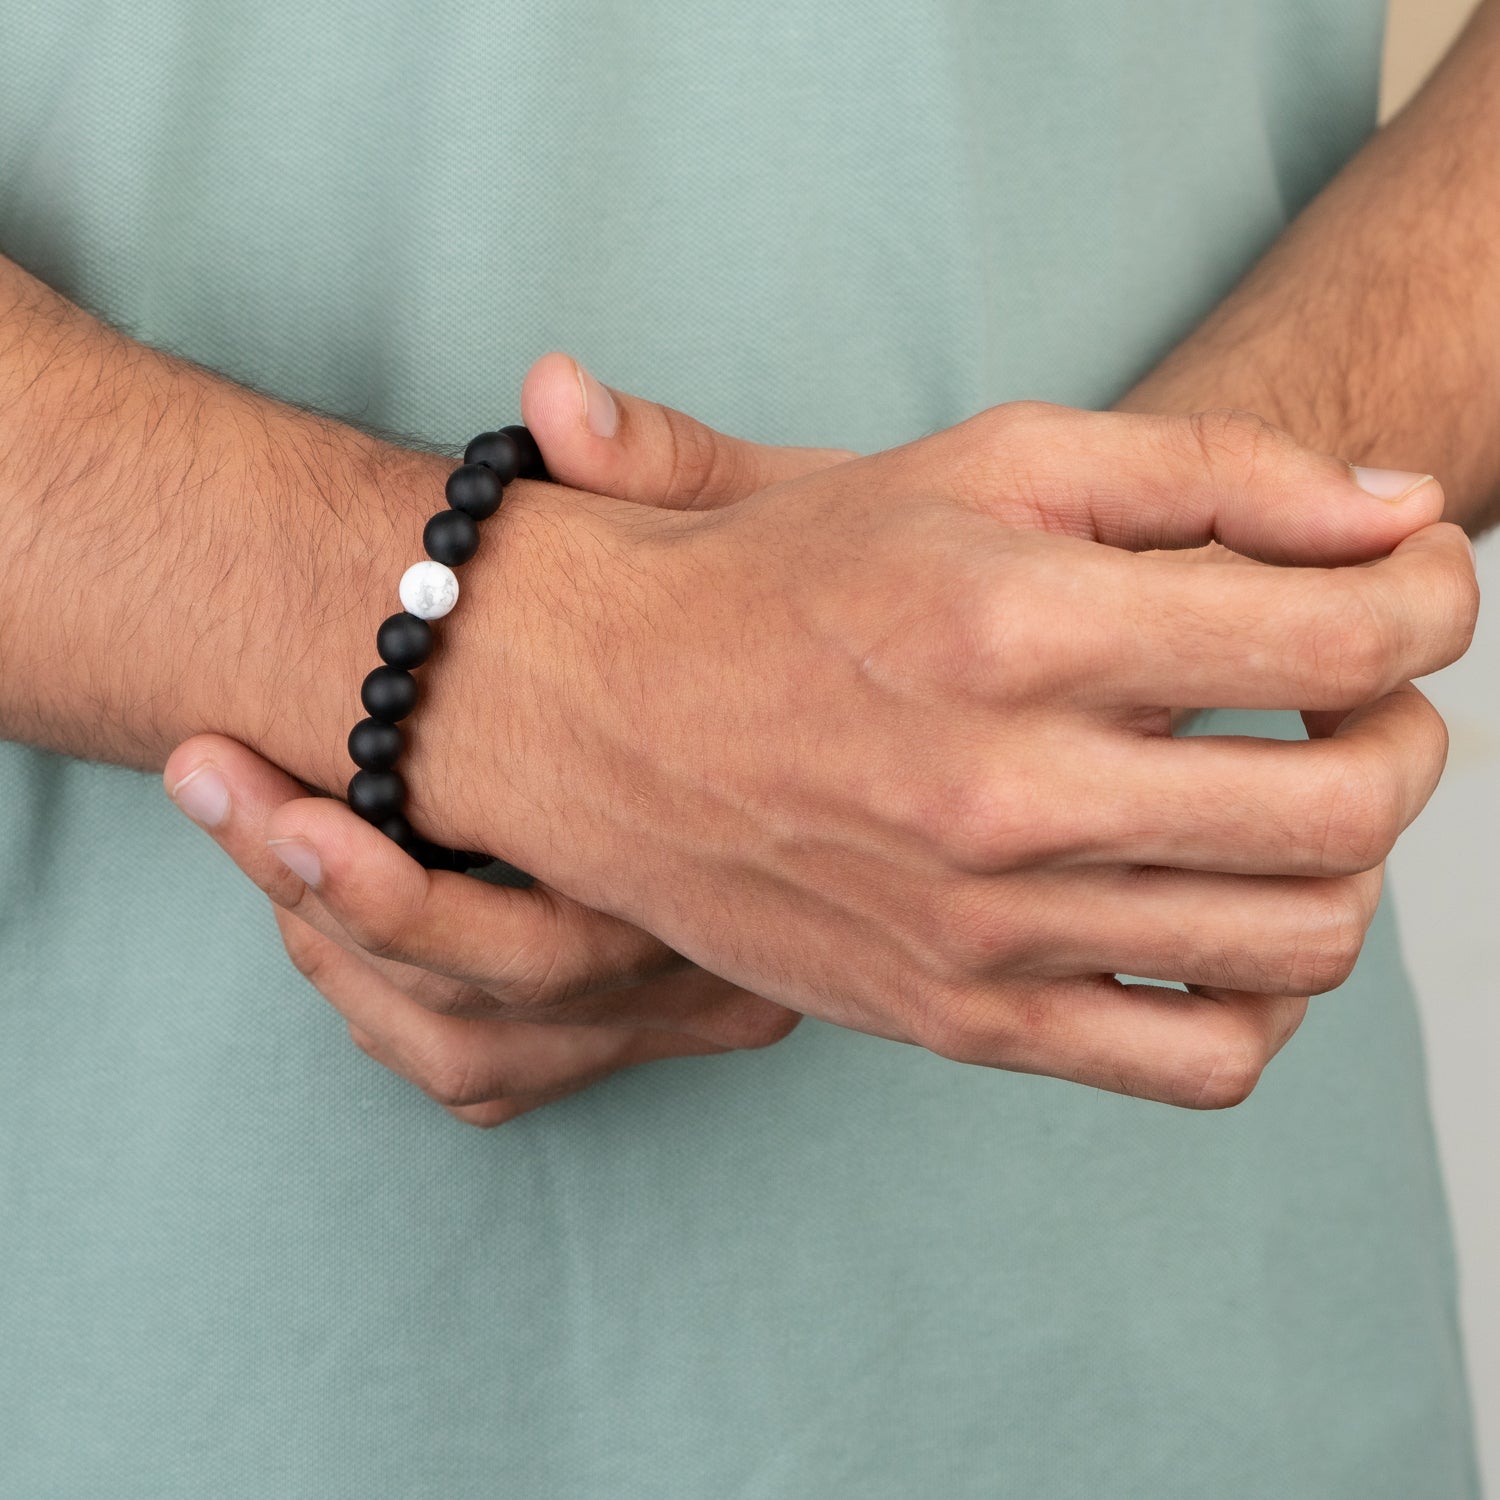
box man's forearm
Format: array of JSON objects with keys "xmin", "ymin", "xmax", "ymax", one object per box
[
  {"xmin": 1120, "ymin": 0, "xmax": 1500, "ymax": 534},
  {"xmin": 0, "ymin": 253, "xmax": 492, "ymax": 823}
]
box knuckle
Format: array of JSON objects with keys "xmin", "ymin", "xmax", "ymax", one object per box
[
  {"xmin": 922, "ymin": 775, "xmax": 1002, "ymax": 868},
  {"xmin": 492, "ymin": 939, "xmax": 572, "ymax": 1011},
  {"xmin": 944, "ymin": 402, "xmax": 1074, "ymax": 505},
  {"xmin": 949, "ymin": 555, "xmax": 1087, "ymax": 704},
  {"xmin": 1310, "ymin": 754, "xmax": 1401, "ymax": 873},
  {"xmin": 1289, "ymin": 883, "xmax": 1371, "ymax": 994},
  {"xmin": 925, "ymin": 883, "xmax": 1028, "ymax": 971},
  {"xmin": 1165, "ymin": 1008, "xmax": 1275, "ymax": 1110},
  {"xmin": 910, "ymin": 984, "xmax": 1017, "ymax": 1066},
  {"xmin": 1283, "ymin": 942, "xmax": 1354, "ymax": 998},
  {"xmin": 395, "ymin": 935, "xmax": 570, "ymax": 1018},
  {"xmin": 663, "ymin": 411, "xmax": 737, "ymax": 502},
  {"xmin": 930, "ymin": 889, "xmax": 993, "ymax": 967},
  {"xmin": 1184, "ymin": 1038, "xmax": 1266, "ymax": 1110},
  {"xmin": 1302, "ymin": 588, "xmax": 1398, "ymax": 704},
  {"xmin": 1161, "ymin": 996, "xmax": 1307, "ymax": 1111},
  {"xmin": 1182, "ymin": 407, "xmax": 1283, "ymax": 482},
  {"xmin": 1334, "ymin": 629, "xmax": 1396, "ymax": 705},
  {"xmin": 911, "ymin": 1005, "xmax": 982, "ymax": 1065},
  {"xmin": 404, "ymin": 974, "xmax": 494, "ymax": 1018},
  {"xmin": 921, "ymin": 770, "xmax": 1049, "ymax": 874},
  {"xmin": 980, "ymin": 398, "xmax": 1067, "ymax": 437},
  {"xmin": 416, "ymin": 1049, "xmax": 494, "ymax": 1110}
]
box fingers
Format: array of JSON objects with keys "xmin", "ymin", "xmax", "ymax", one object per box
[
  {"xmin": 917, "ymin": 973, "xmax": 1308, "ymax": 1110},
  {"xmin": 971, "ymin": 683, "xmax": 1441, "ymax": 878},
  {"xmin": 278, "ymin": 907, "xmax": 723, "ymax": 1111},
  {"xmin": 260, "ymin": 794, "xmax": 797, "ymax": 1044},
  {"xmin": 166, "ymin": 732, "xmax": 682, "ymax": 1003},
  {"xmin": 263, "ymin": 791, "xmax": 678, "ymax": 1007},
  {"xmin": 931, "ymin": 402, "xmax": 1447, "ymax": 563},
  {"xmin": 520, "ymin": 351, "xmax": 854, "ymax": 509},
  {"xmin": 166, "ymin": 736, "xmax": 623, "ymax": 1120},
  {"xmin": 164, "ymin": 733, "xmax": 326, "ymax": 901},
  {"xmin": 1087, "ymin": 523, "xmax": 1479, "ymax": 711},
  {"xmin": 1015, "ymin": 864, "xmax": 1385, "ymax": 998},
  {"xmin": 167, "ymin": 734, "xmax": 798, "ymax": 1048},
  {"xmin": 1101, "ymin": 684, "xmax": 1445, "ymax": 876},
  {"xmin": 935, "ymin": 684, "xmax": 1445, "ymax": 879},
  {"xmin": 963, "ymin": 524, "xmax": 1476, "ymax": 714}
]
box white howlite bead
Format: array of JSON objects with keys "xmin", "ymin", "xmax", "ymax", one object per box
[{"xmin": 399, "ymin": 560, "xmax": 460, "ymax": 620}]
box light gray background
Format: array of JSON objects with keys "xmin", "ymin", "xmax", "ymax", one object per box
[
  {"xmin": 1394, "ymin": 533, "xmax": 1500, "ymax": 1491},
  {"xmin": 1380, "ymin": 2, "xmax": 1496, "ymax": 1486}
]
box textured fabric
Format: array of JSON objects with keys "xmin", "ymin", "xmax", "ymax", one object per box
[{"xmin": 0, "ymin": 2, "xmax": 1480, "ymax": 1495}]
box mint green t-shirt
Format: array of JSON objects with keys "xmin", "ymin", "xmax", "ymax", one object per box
[{"xmin": 0, "ymin": 3, "xmax": 1480, "ymax": 1495}]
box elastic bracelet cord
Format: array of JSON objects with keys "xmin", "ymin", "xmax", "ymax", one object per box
[{"xmin": 345, "ymin": 424, "xmax": 545, "ymax": 878}]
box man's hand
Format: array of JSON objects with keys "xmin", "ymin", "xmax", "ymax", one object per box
[
  {"xmin": 169, "ymin": 356, "xmax": 1479, "ymax": 1122},
  {"xmin": 348, "ymin": 397, "xmax": 1476, "ymax": 1109},
  {"xmin": 168, "ymin": 734, "xmax": 793, "ymax": 1127},
  {"xmin": 166, "ymin": 354, "xmax": 851, "ymax": 1126}
]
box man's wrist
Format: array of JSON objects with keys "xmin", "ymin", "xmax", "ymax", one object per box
[
  {"xmin": 178, "ymin": 397, "xmax": 592, "ymax": 867},
  {"xmin": 393, "ymin": 473, "xmax": 625, "ymax": 862},
  {"xmin": 0, "ymin": 252, "xmax": 592, "ymax": 867},
  {"xmin": 199, "ymin": 419, "xmax": 450, "ymax": 809}
]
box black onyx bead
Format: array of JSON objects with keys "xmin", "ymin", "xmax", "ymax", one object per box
[
  {"xmin": 407, "ymin": 837, "xmax": 452, "ymax": 871},
  {"xmin": 411, "ymin": 841, "xmax": 486, "ymax": 872},
  {"xmin": 501, "ymin": 424, "xmax": 545, "ymax": 479},
  {"xmin": 347, "ymin": 768, "xmax": 406, "ymax": 823},
  {"xmin": 361, "ymin": 664, "xmax": 418, "ymax": 722},
  {"xmin": 461, "ymin": 432, "xmax": 521, "ymax": 486},
  {"xmin": 348, "ymin": 716, "xmax": 403, "ymax": 772},
  {"xmin": 375, "ymin": 812, "xmax": 415, "ymax": 849},
  {"xmin": 424, "ymin": 508, "xmax": 481, "ymax": 566},
  {"xmin": 445, "ymin": 462, "xmax": 505, "ymax": 520},
  {"xmin": 376, "ymin": 611, "xmax": 433, "ymax": 669}
]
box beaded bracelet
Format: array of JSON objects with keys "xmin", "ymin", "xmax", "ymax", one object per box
[{"xmin": 345, "ymin": 424, "xmax": 545, "ymax": 875}]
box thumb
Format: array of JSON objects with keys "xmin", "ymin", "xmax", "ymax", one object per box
[
  {"xmin": 520, "ymin": 351, "xmax": 854, "ymax": 509},
  {"xmin": 941, "ymin": 404, "xmax": 1447, "ymax": 565}
]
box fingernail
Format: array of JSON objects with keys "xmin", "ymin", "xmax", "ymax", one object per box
[
  {"xmin": 575, "ymin": 361, "xmax": 618, "ymax": 438},
  {"xmin": 268, "ymin": 837, "xmax": 322, "ymax": 889},
  {"xmin": 1351, "ymin": 465, "xmax": 1434, "ymax": 502},
  {"xmin": 169, "ymin": 764, "xmax": 230, "ymax": 829}
]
